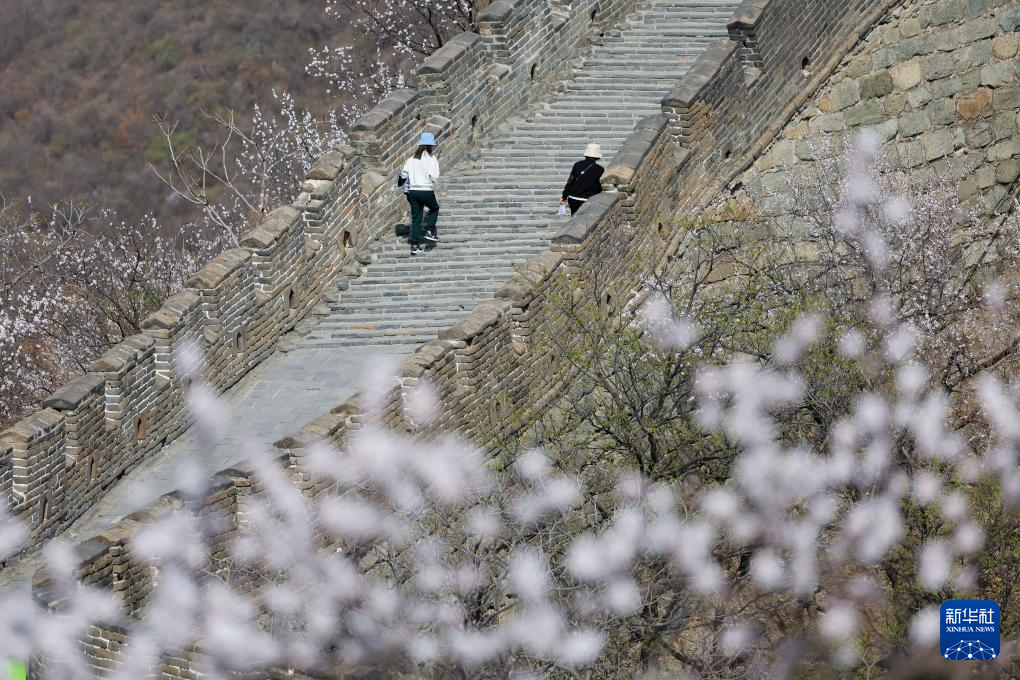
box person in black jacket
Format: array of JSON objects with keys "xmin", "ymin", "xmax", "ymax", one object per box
[{"xmin": 560, "ymin": 143, "xmax": 605, "ymax": 215}]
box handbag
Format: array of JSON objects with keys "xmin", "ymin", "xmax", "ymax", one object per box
[{"xmin": 396, "ymin": 169, "xmax": 410, "ymax": 193}]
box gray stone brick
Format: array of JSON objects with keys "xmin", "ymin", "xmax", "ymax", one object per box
[
  {"xmin": 959, "ymin": 39, "xmax": 993, "ymax": 67},
  {"xmin": 967, "ymin": 0, "xmax": 995, "ymax": 20},
  {"xmin": 922, "ymin": 129, "xmax": 956, "ymax": 160},
  {"xmin": 891, "ymin": 58, "xmax": 923, "ymax": 91},
  {"xmin": 898, "ymin": 111, "xmax": 932, "ymax": 138},
  {"xmin": 960, "ymin": 17, "xmax": 998, "ymax": 43},
  {"xmin": 931, "ymin": 76, "xmax": 965, "ymax": 98},
  {"xmin": 907, "ymin": 85, "xmax": 935, "ymax": 108},
  {"xmin": 900, "ymin": 17, "xmax": 922, "ymax": 38},
  {"xmin": 992, "ymin": 33, "xmax": 1020, "ymax": 59},
  {"xmin": 998, "ymin": 6, "xmax": 1020, "ymax": 32},
  {"xmin": 996, "ymin": 158, "xmax": 1020, "ymax": 182},
  {"xmin": 935, "ymin": 27, "xmax": 963, "ymax": 52},
  {"xmin": 960, "ymin": 67, "xmax": 984, "ymax": 89},
  {"xmin": 922, "ymin": 52, "xmax": 959, "ymax": 80},
  {"xmin": 827, "ymin": 78, "xmax": 861, "ymax": 111},
  {"xmin": 977, "ymin": 163, "xmax": 997, "ymax": 188},
  {"xmin": 930, "ymin": 97, "xmax": 959, "ymax": 125},
  {"xmin": 844, "ymin": 100, "xmax": 886, "ymax": 126},
  {"xmin": 959, "ymin": 173, "xmax": 978, "ymax": 197},
  {"xmin": 957, "ymin": 87, "xmax": 992, "ymax": 119},
  {"xmin": 992, "ymin": 111, "xmax": 1016, "ymax": 140},
  {"xmin": 861, "ymin": 119, "xmax": 899, "ymax": 143},
  {"xmin": 987, "ymin": 136, "xmax": 1020, "ymax": 161},
  {"xmin": 884, "ymin": 93, "xmax": 909, "ymax": 117},
  {"xmin": 860, "ymin": 71, "xmax": 894, "ymax": 99},
  {"xmin": 980, "ymin": 60, "xmax": 1014, "ymax": 87},
  {"xmin": 898, "ymin": 139, "xmax": 926, "ymax": 167},
  {"xmin": 966, "ymin": 122, "xmax": 994, "ymax": 148},
  {"xmin": 921, "ymin": 0, "xmax": 966, "ymax": 27},
  {"xmin": 811, "ymin": 112, "xmax": 847, "ymax": 133}
]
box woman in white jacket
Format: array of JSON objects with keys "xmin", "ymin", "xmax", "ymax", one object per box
[{"xmin": 401, "ymin": 132, "xmax": 441, "ymax": 255}]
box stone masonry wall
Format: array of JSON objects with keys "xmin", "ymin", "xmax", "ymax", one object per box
[
  {"xmin": 0, "ymin": 0, "xmax": 641, "ymax": 565},
  {"xmin": 740, "ymin": 0, "xmax": 1020, "ymax": 220},
  {"xmin": 29, "ymin": 0, "xmax": 912, "ymax": 677},
  {"xmin": 663, "ymin": 0, "xmax": 897, "ymax": 198}
]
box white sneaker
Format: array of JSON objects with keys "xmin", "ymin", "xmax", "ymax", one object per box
[{"xmin": 423, "ymin": 232, "xmax": 439, "ymax": 242}]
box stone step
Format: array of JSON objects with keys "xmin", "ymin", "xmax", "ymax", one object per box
[
  {"xmin": 434, "ymin": 210, "xmax": 560, "ymax": 220},
  {"xmin": 416, "ymin": 213, "xmax": 557, "ymax": 223},
  {"xmin": 358, "ymin": 260, "xmax": 520, "ymax": 274},
  {"xmin": 376, "ymin": 242, "xmax": 548, "ymax": 253},
  {"xmin": 531, "ymin": 111, "xmax": 652, "ymax": 119},
  {"xmin": 380, "ymin": 225, "xmax": 552, "ymax": 235},
  {"xmin": 330, "ymin": 298, "xmax": 482, "ymax": 314},
  {"xmin": 355, "ymin": 264, "xmax": 525, "ymax": 280},
  {"xmin": 512, "ymin": 121, "xmax": 641, "ymax": 131},
  {"xmin": 589, "ymin": 49, "xmax": 700, "ymax": 57},
  {"xmin": 609, "ymin": 28, "xmax": 730, "ymax": 35},
  {"xmin": 455, "ymin": 167, "xmax": 589, "ymax": 176},
  {"xmin": 371, "ymin": 244, "xmax": 549, "ymax": 259},
  {"xmin": 296, "ymin": 340, "xmax": 427, "ymax": 353},
  {"xmin": 489, "ymin": 142, "xmax": 625, "ymax": 153},
  {"xmin": 545, "ymin": 95, "xmax": 661, "ymax": 105},
  {"xmin": 509, "ymin": 126, "xmax": 639, "ymax": 135},
  {"xmin": 337, "ymin": 283, "xmax": 505, "ymax": 299},
  {"xmin": 424, "ymin": 208, "xmax": 563, "ymax": 219},
  {"xmin": 640, "ymin": 6, "xmax": 736, "ymax": 13},
  {"xmin": 551, "ymin": 96, "xmax": 662, "ymax": 106},
  {"xmin": 329, "ymin": 301, "xmax": 498, "ymax": 318},
  {"xmin": 571, "ymin": 74, "xmax": 683, "ymax": 83},
  {"xmin": 322, "ymin": 307, "xmax": 485, "ymax": 323},
  {"xmin": 447, "ymin": 180, "xmax": 566, "ymax": 187},
  {"xmin": 466, "ymin": 150, "xmax": 612, "ymax": 159},
  {"xmin": 376, "ymin": 231, "xmax": 551, "ymax": 242},
  {"xmin": 435, "ymin": 209, "xmax": 560, "ymax": 219},
  {"xmin": 348, "ymin": 271, "xmax": 515, "ymax": 288},
  {"xmin": 441, "ymin": 187, "xmax": 568, "ymax": 197},
  {"xmin": 467, "ymin": 151, "xmax": 610, "ymax": 160},
  {"xmin": 383, "ymin": 220, "xmax": 554, "ymax": 231},
  {"xmin": 316, "ymin": 315, "xmax": 473, "ymax": 333},
  {"xmin": 438, "ymin": 186, "xmax": 567, "ymax": 193},
  {"xmin": 316, "ymin": 317, "xmax": 469, "ymax": 334},
  {"xmin": 301, "ymin": 335, "xmax": 439, "ymax": 348},
  {"xmin": 322, "ymin": 305, "xmax": 490, "ymax": 321}
]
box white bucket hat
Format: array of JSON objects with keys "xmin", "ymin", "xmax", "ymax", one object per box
[{"xmin": 584, "ymin": 143, "xmax": 602, "ymax": 159}]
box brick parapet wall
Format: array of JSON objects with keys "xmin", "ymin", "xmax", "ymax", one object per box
[
  {"xmin": 662, "ymin": 0, "xmax": 899, "ymax": 202},
  {"xmin": 0, "ymin": 0, "xmax": 639, "ymax": 565}
]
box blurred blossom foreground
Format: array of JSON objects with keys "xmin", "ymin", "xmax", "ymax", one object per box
[{"xmin": 3, "ymin": 133, "xmax": 1020, "ymax": 678}]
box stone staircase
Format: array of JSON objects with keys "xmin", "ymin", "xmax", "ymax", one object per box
[{"xmin": 299, "ymin": 0, "xmax": 739, "ymax": 350}]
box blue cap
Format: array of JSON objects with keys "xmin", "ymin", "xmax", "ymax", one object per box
[{"xmin": 419, "ymin": 132, "xmax": 436, "ymax": 145}]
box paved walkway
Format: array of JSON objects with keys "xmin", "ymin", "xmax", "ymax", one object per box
[
  {"xmin": 0, "ymin": 0, "xmax": 738, "ymax": 588},
  {"xmin": 0, "ymin": 347, "xmax": 410, "ymax": 587}
]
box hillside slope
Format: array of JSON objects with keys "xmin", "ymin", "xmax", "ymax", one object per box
[{"xmin": 0, "ymin": 0, "xmax": 352, "ymax": 224}]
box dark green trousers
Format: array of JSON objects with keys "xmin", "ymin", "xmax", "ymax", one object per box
[{"xmin": 407, "ymin": 190, "xmax": 439, "ymax": 245}]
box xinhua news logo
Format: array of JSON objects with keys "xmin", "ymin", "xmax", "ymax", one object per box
[{"xmin": 940, "ymin": 600, "xmax": 1000, "ymax": 661}]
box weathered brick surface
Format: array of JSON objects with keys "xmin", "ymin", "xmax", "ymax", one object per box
[
  {"xmin": 663, "ymin": 0, "xmax": 901, "ymax": 198},
  {"xmin": 743, "ymin": 0, "xmax": 1020, "ymax": 219}
]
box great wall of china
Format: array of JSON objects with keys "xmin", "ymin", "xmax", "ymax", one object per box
[{"xmin": 6, "ymin": 0, "xmax": 1019, "ymax": 675}]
